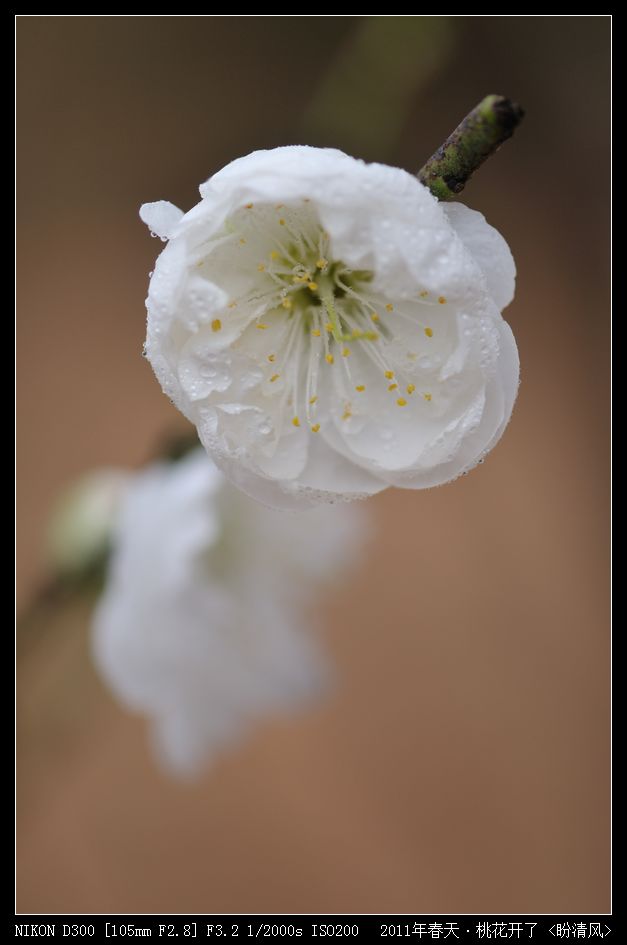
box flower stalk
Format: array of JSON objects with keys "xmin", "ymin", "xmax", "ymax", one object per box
[{"xmin": 417, "ymin": 95, "xmax": 524, "ymax": 201}]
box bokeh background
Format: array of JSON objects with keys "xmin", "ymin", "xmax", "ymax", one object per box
[{"xmin": 17, "ymin": 16, "xmax": 610, "ymax": 913}]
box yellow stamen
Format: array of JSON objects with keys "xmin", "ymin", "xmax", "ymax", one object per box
[
  {"xmin": 406, "ymin": 383, "xmax": 416, "ymax": 395},
  {"xmin": 385, "ymin": 303, "xmax": 394, "ymax": 312},
  {"xmin": 228, "ymin": 301, "xmax": 237, "ymax": 309},
  {"xmin": 309, "ymin": 395, "xmax": 318, "ymax": 405},
  {"xmin": 268, "ymin": 354, "xmax": 276, "ymax": 362},
  {"xmin": 424, "ymin": 327, "xmax": 433, "ymax": 338},
  {"xmin": 270, "ymin": 250, "xmax": 280, "ymax": 260},
  {"xmin": 324, "ymin": 323, "xmax": 333, "ymax": 332},
  {"xmin": 316, "ymin": 258, "xmax": 328, "ymax": 269},
  {"xmin": 256, "ymin": 323, "xmax": 268, "ymax": 330},
  {"xmin": 419, "ymin": 290, "xmax": 429, "ymax": 298},
  {"xmin": 355, "ymin": 385, "xmax": 365, "ymax": 392},
  {"xmin": 388, "ymin": 383, "xmax": 398, "ymax": 391},
  {"xmin": 342, "ymin": 347, "xmax": 351, "ymax": 358},
  {"xmin": 282, "ymin": 298, "xmax": 292, "ymax": 310},
  {"xmin": 364, "ymin": 331, "xmax": 379, "ymax": 341},
  {"xmin": 438, "ymin": 296, "xmax": 447, "ymax": 305},
  {"xmin": 342, "ymin": 405, "xmax": 352, "ymax": 421},
  {"xmin": 397, "ymin": 398, "xmax": 407, "ymax": 407},
  {"xmin": 270, "ymin": 374, "xmax": 280, "ymax": 383},
  {"xmin": 245, "ymin": 202, "xmax": 253, "ymax": 209},
  {"xmin": 311, "ymin": 329, "xmax": 321, "ymax": 337},
  {"xmin": 292, "ymin": 416, "xmax": 300, "ymax": 427},
  {"xmin": 239, "ymin": 238, "xmax": 246, "ymax": 245},
  {"xmin": 311, "ymin": 423, "xmax": 320, "ymax": 433},
  {"xmin": 257, "ymin": 263, "xmax": 265, "ymax": 272},
  {"xmin": 384, "ymin": 370, "xmax": 395, "ymax": 380},
  {"xmin": 325, "ymin": 353, "xmax": 334, "ymax": 365},
  {"xmin": 279, "ymin": 218, "xmax": 286, "ymax": 226},
  {"xmin": 371, "ymin": 312, "xmax": 379, "ymax": 322},
  {"xmin": 424, "ymin": 392, "xmax": 432, "ymax": 402},
  {"xmin": 308, "ymin": 282, "xmax": 318, "ymax": 291},
  {"xmin": 211, "ymin": 319, "xmax": 222, "ymax": 332}
]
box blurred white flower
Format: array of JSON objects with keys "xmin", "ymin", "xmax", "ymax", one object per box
[
  {"xmin": 47, "ymin": 469, "xmax": 130, "ymax": 575},
  {"xmin": 141, "ymin": 146, "xmax": 519, "ymax": 510},
  {"xmin": 92, "ymin": 449, "xmax": 365, "ymax": 776}
]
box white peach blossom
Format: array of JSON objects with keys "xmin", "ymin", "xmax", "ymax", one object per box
[
  {"xmin": 92, "ymin": 449, "xmax": 365, "ymax": 776},
  {"xmin": 141, "ymin": 146, "xmax": 518, "ymax": 509}
]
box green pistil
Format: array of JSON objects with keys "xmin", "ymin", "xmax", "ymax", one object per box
[{"xmin": 322, "ymin": 294, "xmax": 343, "ymax": 343}]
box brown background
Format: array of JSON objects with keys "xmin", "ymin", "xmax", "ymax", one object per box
[{"xmin": 17, "ymin": 16, "xmax": 610, "ymax": 913}]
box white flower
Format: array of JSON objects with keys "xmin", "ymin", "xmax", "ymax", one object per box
[
  {"xmin": 92, "ymin": 449, "xmax": 365, "ymax": 776},
  {"xmin": 141, "ymin": 146, "xmax": 518, "ymax": 510}
]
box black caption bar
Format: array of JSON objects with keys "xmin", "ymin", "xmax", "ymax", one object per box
[{"xmin": 12, "ymin": 916, "xmax": 614, "ymax": 940}]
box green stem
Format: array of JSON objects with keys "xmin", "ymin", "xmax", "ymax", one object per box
[{"xmin": 417, "ymin": 94, "xmax": 524, "ymax": 201}]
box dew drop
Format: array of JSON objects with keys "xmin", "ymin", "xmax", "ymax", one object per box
[{"xmin": 242, "ymin": 368, "xmax": 264, "ymax": 391}]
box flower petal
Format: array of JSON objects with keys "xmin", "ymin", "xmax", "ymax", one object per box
[
  {"xmin": 140, "ymin": 200, "xmax": 184, "ymax": 241},
  {"xmin": 382, "ymin": 317, "xmax": 519, "ymax": 488},
  {"xmin": 444, "ymin": 202, "xmax": 516, "ymax": 309}
]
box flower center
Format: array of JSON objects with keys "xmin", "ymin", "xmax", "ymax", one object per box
[
  {"xmin": 199, "ymin": 200, "xmax": 443, "ymax": 435},
  {"xmin": 239, "ymin": 205, "xmax": 380, "ymax": 348}
]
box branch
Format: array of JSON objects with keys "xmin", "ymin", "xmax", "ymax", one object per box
[{"xmin": 417, "ymin": 94, "xmax": 524, "ymax": 201}]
